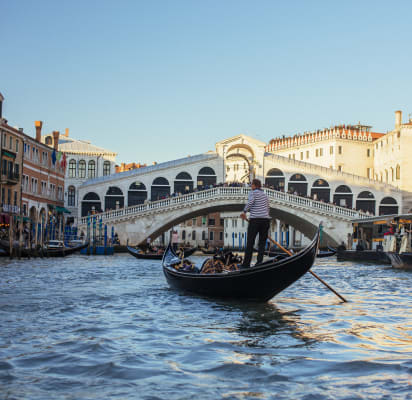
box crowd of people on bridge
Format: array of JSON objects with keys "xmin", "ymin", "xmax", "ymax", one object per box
[{"xmin": 149, "ymin": 181, "xmax": 375, "ymax": 216}]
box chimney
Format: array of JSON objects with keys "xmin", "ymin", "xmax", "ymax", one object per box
[
  {"xmin": 52, "ymin": 130, "xmax": 59, "ymax": 150},
  {"xmin": 395, "ymin": 110, "xmax": 402, "ymax": 129},
  {"xmin": 35, "ymin": 121, "xmax": 43, "ymax": 142},
  {"xmin": 64, "ymin": 128, "xmax": 69, "ymax": 137},
  {"xmin": 0, "ymin": 92, "xmax": 4, "ymax": 119}
]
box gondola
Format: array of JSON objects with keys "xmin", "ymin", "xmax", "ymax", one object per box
[
  {"xmin": 126, "ymin": 246, "xmax": 196, "ymax": 260},
  {"xmin": 386, "ymin": 252, "xmax": 412, "ymax": 270},
  {"xmin": 201, "ymin": 248, "xmax": 217, "ymax": 255},
  {"xmin": 316, "ymin": 248, "xmax": 337, "ymax": 258},
  {"xmin": 0, "ymin": 239, "xmax": 88, "ymax": 257},
  {"xmin": 161, "ymin": 227, "xmax": 320, "ymax": 302}
]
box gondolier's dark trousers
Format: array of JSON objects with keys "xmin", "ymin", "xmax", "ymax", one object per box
[{"xmin": 242, "ymin": 218, "xmax": 270, "ymax": 267}]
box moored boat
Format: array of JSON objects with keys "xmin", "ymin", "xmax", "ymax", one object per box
[
  {"xmin": 161, "ymin": 227, "xmax": 320, "ymax": 302},
  {"xmin": 126, "ymin": 246, "xmax": 196, "ymax": 260}
]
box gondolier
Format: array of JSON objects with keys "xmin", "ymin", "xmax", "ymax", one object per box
[{"xmin": 240, "ymin": 179, "xmax": 270, "ymax": 268}]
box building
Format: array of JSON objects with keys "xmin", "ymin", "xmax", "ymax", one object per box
[
  {"xmin": 42, "ymin": 129, "xmax": 117, "ymax": 226},
  {"xmin": 115, "ymin": 162, "xmax": 147, "ymax": 173},
  {"xmin": 0, "ymin": 92, "xmax": 24, "ymax": 228},
  {"xmin": 22, "ymin": 121, "xmax": 66, "ymax": 243}
]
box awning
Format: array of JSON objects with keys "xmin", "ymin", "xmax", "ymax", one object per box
[
  {"xmin": 2, "ymin": 150, "xmax": 16, "ymax": 159},
  {"xmin": 47, "ymin": 204, "xmax": 55, "ymax": 209},
  {"xmin": 56, "ymin": 206, "xmax": 71, "ymax": 214}
]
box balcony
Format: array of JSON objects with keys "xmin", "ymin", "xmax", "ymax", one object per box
[{"xmin": 1, "ymin": 172, "xmax": 19, "ymax": 185}]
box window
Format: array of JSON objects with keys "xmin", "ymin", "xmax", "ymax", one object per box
[
  {"xmin": 2, "ymin": 134, "xmax": 6, "ymax": 147},
  {"xmin": 79, "ymin": 160, "xmax": 86, "ymax": 178},
  {"xmin": 306, "ymin": 150, "xmax": 309, "ymax": 159},
  {"xmin": 220, "ymin": 219, "xmax": 224, "ymax": 226},
  {"xmin": 103, "ymin": 161, "xmax": 110, "ymax": 176},
  {"xmin": 16, "ymin": 140, "xmax": 18, "ymax": 153},
  {"xmin": 315, "ymin": 149, "xmax": 319, "ymax": 157},
  {"xmin": 69, "ymin": 160, "xmax": 76, "ymax": 178},
  {"xmin": 219, "ymin": 231, "xmax": 223, "ymax": 241},
  {"xmin": 9, "ymin": 136, "xmax": 12, "ymax": 149},
  {"xmin": 338, "ymin": 146, "xmax": 342, "ymax": 154},
  {"xmin": 367, "ymin": 168, "xmax": 371, "ymax": 178},
  {"xmin": 14, "ymin": 191, "xmax": 17, "ymax": 205},
  {"xmin": 88, "ymin": 160, "xmax": 96, "ymax": 178},
  {"xmin": 192, "ymin": 231, "xmax": 196, "ymax": 240},
  {"xmin": 300, "ymin": 152, "xmax": 303, "ymax": 160},
  {"xmin": 367, "ymin": 149, "xmax": 370, "ymax": 157},
  {"xmin": 208, "ymin": 218, "xmax": 215, "ymax": 226},
  {"xmin": 330, "ymin": 146, "xmax": 333, "ymax": 155},
  {"xmin": 337, "ymin": 165, "xmax": 342, "ymax": 172},
  {"xmin": 209, "ymin": 231, "xmax": 214, "ymax": 241},
  {"xmin": 192, "ymin": 218, "xmax": 197, "ymax": 226},
  {"xmin": 182, "ymin": 230, "xmax": 186, "ymax": 240},
  {"xmin": 396, "ymin": 165, "xmax": 400, "ymax": 180}
]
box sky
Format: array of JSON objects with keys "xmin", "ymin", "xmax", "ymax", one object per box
[{"xmin": 1, "ymin": 0, "xmax": 412, "ymax": 165}]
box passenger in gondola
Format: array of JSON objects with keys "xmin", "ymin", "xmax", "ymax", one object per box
[
  {"xmin": 384, "ymin": 225, "xmax": 395, "ymax": 236},
  {"xmin": 337, "ymin": 241, "xmax": 346, "ymax": 251}
]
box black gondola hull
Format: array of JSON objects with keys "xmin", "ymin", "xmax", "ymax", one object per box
[
  {"xmin": 127, "ymin": 246, "xmax": 196, "ymax": 260},
  {"xmin": 386, "ymin": 252, "xmax": 412, "ymax": 270},
  {"xmin": 162, "ymin": 229, "xmax": 320, "ymax": 302}
]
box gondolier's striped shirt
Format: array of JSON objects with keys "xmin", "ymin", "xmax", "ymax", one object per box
[{"xmin": 243, "ymin": 189, "xmax": 270, "ymax": 219}]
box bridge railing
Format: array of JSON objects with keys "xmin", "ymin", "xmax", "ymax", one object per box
[{"xmin": 79, "ymin": 186, "xmax": 367, "ymax": 225}]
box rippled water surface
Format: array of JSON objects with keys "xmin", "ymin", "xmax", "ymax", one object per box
[{"xmin": 1, "ymin": 253, "xmax": 411, "ymax": 400}]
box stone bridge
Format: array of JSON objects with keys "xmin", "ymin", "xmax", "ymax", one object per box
[{"xmin": 78, "ymin": 186, "xmax": 369, "ymax": 246}]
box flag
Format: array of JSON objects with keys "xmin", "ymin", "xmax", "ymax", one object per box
[
  {"xmin": 57, "ymin": 151, "xmax": 62, "ymax": 161},
  {"xmin": 61, "ymin": 153, "xmax": 67, "ymax": 171},
  {"xmin": 51, "ymin": 149, "xmax": 56, "ymax": 165}
]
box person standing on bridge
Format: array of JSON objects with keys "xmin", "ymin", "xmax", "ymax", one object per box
[{"xmin": 240, "ymin": 179, "xmax": 270, "ymax": 268}]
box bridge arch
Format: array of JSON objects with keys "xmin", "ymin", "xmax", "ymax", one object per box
[
  {"xmin": 379, "ymin": 197, "xmax": 398, "ymax": 215},
  {"xmin": 151, "ymin": 177, "xmax": 170, "ymax": 201},
  {"xmin": 128, "ymin": 181, "xmax": 147, "ymax": 206},
  {"xmin": 265, "ymin": 168, "xmax": 285, "ymax": 191},
  {"xmin": 81, "ymin": 192, "xmax": 101, "ymax": 216},
  {"xmin": 288, "ymin": 173, "xmax": 307, "ymax": 196},
  {"xmin": 333, "ymin": 185, "xmax": 353, "ymax": 208},
  {"xmin": 114, "ymin": 200, "xmax": 341, "ymax": 248},
  {"xmin": 174, "ymin": 172, "xmax": 193, "ymax": 194},
  {"xmin": 105, "ymin": 187, "xmax": 124, "ymax": 211},
  {"xmin": 356, "ymin": 191, "xmax": 375, "ymax": 214},
  {"xmin": 311, "ymin": 179, "xmax": 330, "ymax": 202},
  {"xmin": 197, "ymin": 167, "xmax": 216, "ymax": 189}
]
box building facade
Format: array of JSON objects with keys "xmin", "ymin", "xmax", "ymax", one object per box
[
  {"xmin": 42, "ymin": 129, "xmax": 117, "ymax": 226},
  {"xmin": 0, "ymin": 93, "xmax": 24, "ymax": 227}
]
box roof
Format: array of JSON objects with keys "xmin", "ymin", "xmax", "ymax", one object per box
[
  {"xmin": 43, "ymin": 135, "xmax": 117, "ymax": 156},
  {"xmin": 81, "ymin": 152, "xmax": 219, "ymax": 188}
]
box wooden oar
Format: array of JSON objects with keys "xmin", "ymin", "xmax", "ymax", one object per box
[{"xmin": 267, "ymin": 235, "xmax": 347, "ymax": 303}]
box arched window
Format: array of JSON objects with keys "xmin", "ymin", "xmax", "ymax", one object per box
[
  {"xmin": 288, "ymin": 174, "xmax": 307, "ymax": 196},
  {"xmin": 333, "ymin": 185, "xmax": 353, "ymax": 208},
  {"xmin": 68, "ymin": 186, "xmax": 76, "ymax": 206},
  {"xmin": 197, "ymin": 167, "xmax": 216, "ymax": 189},
  {"xmin": 396, "ymin": 164, "xmax": 400, "ymax": 180},
  {"xmin": 192, "ymin": 230, "xmax": 196, "ymax": 240},
  {"xmin": 128, "ymin": 181, "xmax": 147, "ymax": 206},
  {"xmin": 356, "ymin": 191, "xmax": 375, "ymax": 214},
  {"xmin": 88, "ymin": 160, "xmax": 96, "ymax": 178},
  {"xmin": 385, "ymin": 169, "xmax": 388, "ymax": 182},
  {"xmin": 391, "ymin": 167, "xmax": 394, "ymax": 181},
  {"xmin": 182, "ymin": 230, "xmax": 186, "ymax": 240},
  {"xmin": 81, "ymin": 192, "xmax": 101, "ymax": 216},
  {"xmin": 151, "ymin": 177, "xmax": 170, "ymax": 201},
  {"xmin": 311, "ymin": 179, "xmax": 330, "ymax": 202},
  {"xmin": 105, "ymin": 186, "xmax": 124, "ymax": 210},
  {"xmin": 174, "ymin": 171, "xmax": 193, "ymax": 193},
  {"xmin": 103, "ymin": 161, "xmax": 111, "ymax": 176},
  {"xmin": 68, "ymin": 159, "xmax": 76, "ymax": 178},
  {"xmin": 265, "ymin": 168, "xmax": 285, "ymax": 191},
  {"xmin": 379, "ymin": 197, "xmax": 398, "ymax": 215},
  {"xmin": 78, "ymin": 160, "xmax": 86, "ymax": 178}
]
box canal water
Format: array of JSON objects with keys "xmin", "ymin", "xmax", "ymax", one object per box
[{"xmin": 0, "ymin": 254, "xmax": 411, "ymax": 400}]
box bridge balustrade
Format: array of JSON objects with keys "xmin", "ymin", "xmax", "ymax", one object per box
[{"xmin": 80, "ymin": 186, "xmax": 367, "ymax": 226}]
